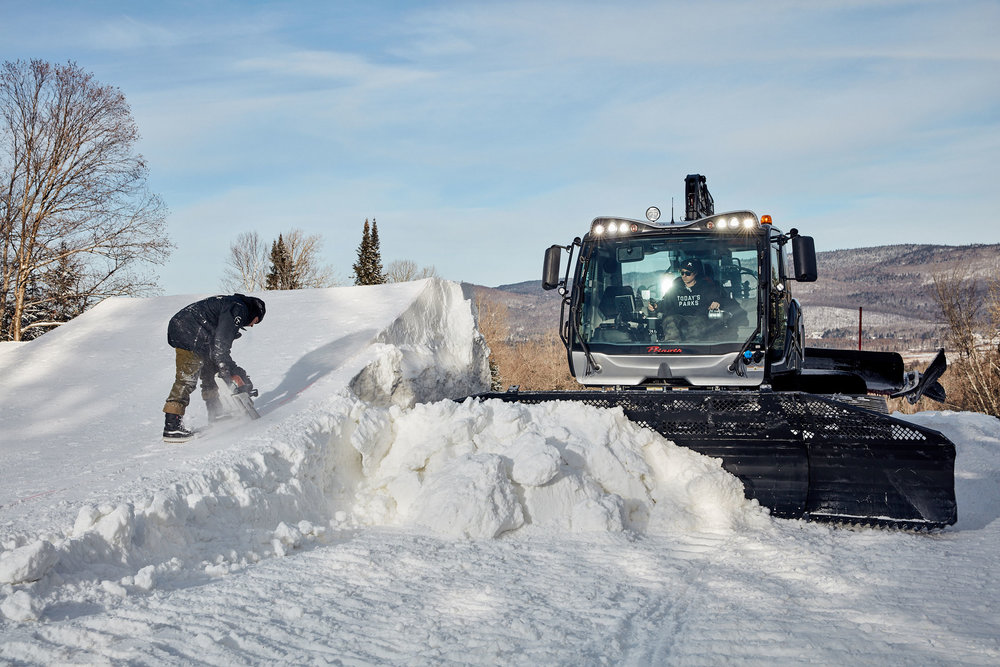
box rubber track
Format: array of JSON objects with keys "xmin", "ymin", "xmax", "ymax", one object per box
[{"xmin": 470, "ymin": 389, "xmax": 957, "ymax": 530}]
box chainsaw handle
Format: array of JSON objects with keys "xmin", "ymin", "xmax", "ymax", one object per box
[{"xmin": 229, "ymin": 374, "xmax": 258, "ymax": 397}]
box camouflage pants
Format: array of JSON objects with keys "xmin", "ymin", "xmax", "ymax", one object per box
[
  {"xmin": 163, "ymin": 348, "xmax": 220, "ymax": 415},
  {"xmin": 658, "ymin": 314, "xmax": 712, "ymax": 341}
]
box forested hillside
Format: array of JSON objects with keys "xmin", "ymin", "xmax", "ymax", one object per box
[{"xmin": 796, "ymin": 243, "xmax": 999, "ymax": 349}]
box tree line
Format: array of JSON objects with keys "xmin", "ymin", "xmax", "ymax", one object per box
[
  {"xmin": 1, "ymin": 59, "xmax": 434, "ymax": 341},
  {"xmin": 220, "ymin": 218, "xmax": 436, "ymax": 292}
]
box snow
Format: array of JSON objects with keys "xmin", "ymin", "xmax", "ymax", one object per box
[{"xmin": 1, "ymin": 277, "xmax": 998, "ymax": 664}]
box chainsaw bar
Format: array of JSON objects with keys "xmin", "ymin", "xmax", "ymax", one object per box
[{"xmin": 228, "ymin": 376, "xmax": 261, "ymax": 420}]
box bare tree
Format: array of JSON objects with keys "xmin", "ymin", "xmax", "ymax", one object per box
[
  {"xmin": 932, "ymin": 269, "xmax": 1000, "ymax": 417},
  {"xmin": 1, "ymin": 59, "xmax": 170, "ymax": 340},
  {"xmin": 221, "ymin": 231, "xmax": 269, "ymax": 291},
  {"xmin": 222, "ymin": 228, "xmax": 337, "ymax": 292},
  {"xmin": 284, "ymin": 228, "xmax": 336, "ymax": 288},
  {"xmin": 385, "ymin": 258, "xmax": 438, "ymax": 283}
]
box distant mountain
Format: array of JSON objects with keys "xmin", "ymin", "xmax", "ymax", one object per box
[
  {"xmin": 794, "ymin": 244, "xmax": 999, "ymax": 346},
  {"xmin": 796, "ymin": 244, "xmax": 999, "ymax": 317},
  {"xmin": 492, "ymin": 280, "xmax": 547, "ymax": 296},
  {"xmin": 472, "ymin": 244, "xmax": 1000, "ymax": 351}
]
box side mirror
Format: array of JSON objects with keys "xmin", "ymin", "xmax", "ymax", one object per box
[
  {"xmin": 791, "ymin": 235, "xmax": 817, "ymax": 282},
  {"xmin": 542, "ymin": 245, "xmax": 562, "ymax": 290}
]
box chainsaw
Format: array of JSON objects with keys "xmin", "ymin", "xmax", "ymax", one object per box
[{"xmin": 228, "ymin": 375, "xmax": 261, "ymax": 420}]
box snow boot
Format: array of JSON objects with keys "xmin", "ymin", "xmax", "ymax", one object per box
[{"xmin": 163, "ymin": 413, "xmax": 195, "ymax": 443}]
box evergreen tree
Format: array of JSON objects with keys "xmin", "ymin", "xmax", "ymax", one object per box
[
  {"xmin": 352, "ymin": 218, "xmax": 386, "ymax": 285},
  {"xmin": 15, "ymin": 276, "xmax": 48, "ymax": 341},
  {"xmin": 352, "ymin": 219, "xmax": 372, "ymax": 285},
  {"xmin": 5, "ymin": 243, "xmax": 89, "ymax": 340},
  {"xmin": 369, "ymin": 218, "xmax": 385, "ymax": 285},
  {"xmin": 265, "ymin": 236, "xmax": 284, "ymax": 290},
  {"xmin": 45, "ymin": 243, "xmax": 87, "ymax": 323},
  {"xmin": 266, "ymin": 234, "xmax": 299, "ymax": 290}
]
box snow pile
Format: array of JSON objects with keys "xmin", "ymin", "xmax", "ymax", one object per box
[
  {"xmin": 339, "ymin": 398, "xmax": 768, "ymax": 537},
  {"xmin": 0, "ymin": 278, "xmax": 768, "ymax": 625}
]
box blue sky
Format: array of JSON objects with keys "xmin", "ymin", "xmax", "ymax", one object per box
[{"xmin": 2, "ymin": 0, "xmax": 998, "ymax": 294}]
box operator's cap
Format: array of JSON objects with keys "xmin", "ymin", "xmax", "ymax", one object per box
[{"xmin": 681, "ymin": 259, "xmax": 700, "ymax": 274}]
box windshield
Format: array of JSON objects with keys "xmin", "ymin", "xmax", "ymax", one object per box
[{"xmin": 577, "ymin": 234, "xmax": 761, "ymax": 349}]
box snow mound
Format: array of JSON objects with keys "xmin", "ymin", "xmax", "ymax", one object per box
[{"xmin": 339, "ymin": 398, "xmax": 770, "ymax": 537}]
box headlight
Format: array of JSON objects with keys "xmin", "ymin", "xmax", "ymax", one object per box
[{"xmin": 705, "ymin": 211, "xmax": 759, "ymax": 232}]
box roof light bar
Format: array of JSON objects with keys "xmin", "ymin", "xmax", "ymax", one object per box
[
  {"xmin": 702, "ymin": 211, "xmax": 760, "ymax": 232},
  {"xmin": 589, "ymin": 211, "xmax": 761, "ymax": 236},
  {"xmin": 591, "ymin": 219, "xmax": 643, "ymax": 236}
]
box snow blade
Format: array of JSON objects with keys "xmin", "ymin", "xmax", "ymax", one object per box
[
  {"xmin": 801, "ymin": 347, "xmax": 905, "ymax": 394},
  {"xmin": 891, "ymin": 348, "xmax": 947, "ymax": 404},
  {"xmin": 473, "ymin": 389, "xmax": 957, "ymax": 529},
  {"xmin": 800, "ymin": 347, "xmax": 948, "ymax": 406}
]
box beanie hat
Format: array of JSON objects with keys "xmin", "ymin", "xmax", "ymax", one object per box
[
  {"xmin": 247, "ymin": 296, "xmax": 266, "ymax": 323},
  {"xmin": 237, "ymin": 295, "xmax": 266, "ymax": 324}
]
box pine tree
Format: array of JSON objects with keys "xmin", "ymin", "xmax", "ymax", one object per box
[
  {"xmin": 369, "ymin": 218, "xmax": 385, "ymax": 285},
  {"xmin": 6, "ymin": 243, "xmax": 89, "ymax": 340},
  {"xmin": 46, "ymin": 244, "xmax": 87, "ymax": 323},
  {"xmin": 266, "ymin": 234, "xmax": 299, "ymax": 290},
  {"xmin": 352, "ymin": 218, "xmax": 386, "ymax": 285},
  {"xmin": 352, "ymin": 219, "xmax": 372, "ymax": 285},
  {"xmin": 15, "ymin": 276, "xmax": 48, "ymax": 341},
  {"xmin": 265, "ymin": 236, "xmax": 284, "ymax": 290}
]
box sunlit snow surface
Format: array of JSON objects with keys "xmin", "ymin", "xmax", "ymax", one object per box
[{"xmin": 1, "ymin": 278, "xmax": 998, "ymax": 664}]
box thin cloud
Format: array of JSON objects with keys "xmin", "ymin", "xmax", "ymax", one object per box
[{"xmin": 235, "ymin": 50, "xmax": 434, "ymax": 88}]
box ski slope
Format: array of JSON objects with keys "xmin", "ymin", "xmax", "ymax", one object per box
[{"xmin": 1, "ymin": 278, "xmax": 999, "ymax": 664}]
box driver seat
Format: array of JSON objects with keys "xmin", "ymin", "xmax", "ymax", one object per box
[{"xmin": 598, "ymin": 285, "xmax": 635, "ymax": 319}]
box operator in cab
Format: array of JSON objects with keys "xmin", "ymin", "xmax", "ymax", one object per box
[{"xmin": 655, "ymin": 258, "xmax": 743, "ymax": 341}]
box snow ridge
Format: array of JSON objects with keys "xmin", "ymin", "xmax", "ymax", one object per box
[{"xmin": 0, "ymin": 279, "xmax": 489, "ymax": 620}]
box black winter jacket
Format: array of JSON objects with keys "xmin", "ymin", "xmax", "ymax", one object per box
[
  {"xmin": 659, "ymin": 277, "xmax": 732, "ymax": 317},
  {"xmin": 167, "ymin": 294, "xmax": 254, "ymax": 374}
]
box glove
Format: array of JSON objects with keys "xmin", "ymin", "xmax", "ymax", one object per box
[{"xmin": 230, "ymin": 367, "xmax": 253, "ymax": 394}]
